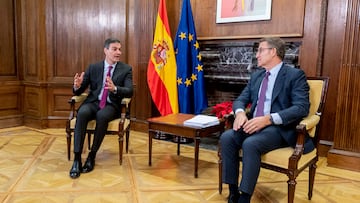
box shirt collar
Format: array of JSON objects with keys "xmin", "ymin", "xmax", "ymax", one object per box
[
  {"xmin": 104, "ymin": 61, "xmax": 117, "ymax": 69},
  {"xmin": 268, "ymin": 62, "xmax": 283, "ymax": 78}
]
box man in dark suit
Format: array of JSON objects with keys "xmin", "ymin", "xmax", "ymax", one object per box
[
  {"xmin": 220, "ymin": 37, "xmax": 311, "ymax": 203},
  {"xmin": 69, "ymin": 38, "xmax": 133, "ymax": 179}
]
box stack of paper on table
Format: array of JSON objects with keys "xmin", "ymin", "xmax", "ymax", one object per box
[{"xmin": 183, "ymin": 115, "xmax": 220, "ymax": 128}]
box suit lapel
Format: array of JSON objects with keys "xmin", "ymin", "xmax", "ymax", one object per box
[
  {"xmin": 98, "ymin": 64, "xmax": 105, "ymax": 86},
  {"xmin": 271, "ymin": 65, "xmax": 287, "ymax": 104},
  {"xmin": 254, "ymin": 70, "xmax": 266, "ymax": 103},
  {"xmin": 112, "ymin": 63, "xmax": 121, "ymax": 81}
]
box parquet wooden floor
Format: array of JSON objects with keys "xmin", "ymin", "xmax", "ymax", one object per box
[{"xmin": 0, "ymin": 126, "xmax": 359, "ymax": 203}]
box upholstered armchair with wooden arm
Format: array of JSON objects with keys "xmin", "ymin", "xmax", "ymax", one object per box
[
  {"xmin": 218, "ymin": 77, "xmax": 329, "ymax": 203},
  {"xmin": 65, "ymin": 93, "xmax": 131, "ymax": 165}
]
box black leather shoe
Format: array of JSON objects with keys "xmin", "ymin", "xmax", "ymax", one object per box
[
  {"xmin": 228, "ymin": 192, "xmax": 240, "ymax": 203},
  {"xmin": 69, "ymin": 160, "xmax": 82, "ymax": 179},
  {"xmin": 238, "ymin": 192, "xmax": 251, "ymax": 203},
  {"xmin": 82, "ymin": 157, "xmax": 95, "ymax": 173}
]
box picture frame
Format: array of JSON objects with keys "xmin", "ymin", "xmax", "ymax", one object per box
[{"xmin": 216, "ymin": 0, "xmax": 272, "ymax": 23}]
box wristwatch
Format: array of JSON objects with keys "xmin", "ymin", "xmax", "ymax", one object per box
[{"xmin": 269, "ymin": 115, "xmax": 274, "ymax": 125}]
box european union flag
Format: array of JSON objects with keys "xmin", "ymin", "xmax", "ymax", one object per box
[{"xmin": 174, "ymin": 0, "xmax": 208, "ymax": 114}]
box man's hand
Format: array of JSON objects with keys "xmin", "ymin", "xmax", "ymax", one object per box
[
  {"xmin": 243, "ymin": 115, "xmax": 272, "ymax": 134},
  {"xmin": 104, "ymin": 76, "xmax": 116, "ymax": 92},
  {"xmin": 73, "ymin": 72, "xmax": 84, "ymax": 89},
  {"xmin": 233, "ymin": 112, "xmax": 248, "ymax": 131}
]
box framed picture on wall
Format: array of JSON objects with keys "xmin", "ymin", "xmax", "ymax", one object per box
[{"xmin": 216, "ymin": 0, "xmax": 272, "ymax": 23}]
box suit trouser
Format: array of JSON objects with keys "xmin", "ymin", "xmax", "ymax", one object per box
[
  {"xmin": 220, "ymin": 127, "xmax": 287, "ymax": 194},
  {"xmin": 73, "ymin": 102, "xmax": 118, "ymax": 154}
]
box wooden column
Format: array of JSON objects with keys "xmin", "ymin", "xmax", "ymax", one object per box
[{"xmin": 327, "ymin": 0, "xmax": 360, "ymax": 171}]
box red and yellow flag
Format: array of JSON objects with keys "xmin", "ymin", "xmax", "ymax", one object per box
[{"xmin": 147, "ymin": 0, "xmax": 179, "ymax": 116}]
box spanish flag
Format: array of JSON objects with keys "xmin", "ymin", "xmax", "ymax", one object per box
[{"xmin": 147, "ymin": 0, "xmax": 179, "ymax": 116}]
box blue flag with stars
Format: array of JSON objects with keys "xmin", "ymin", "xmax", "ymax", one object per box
[{"xmin": 174, "ymin": 0, "xmax": 208, "ymax": 114}]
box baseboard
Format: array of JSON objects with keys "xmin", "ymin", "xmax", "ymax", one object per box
[
  {"xmin": 318, "ymin": 140, "xmax": 333, "ymax": 157},
  {"xmin": 327, "ymin": 148, "xmax": 360, "ymax": 172},
  {"xmin": 0, "ymin": 115, "xmax": 23, "ymax": 129}
]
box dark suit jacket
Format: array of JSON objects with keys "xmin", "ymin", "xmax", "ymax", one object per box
[
  {"xmin": 73, "ymin": 61, "xmax": 133, "ymax": 111},
  {"xmin": 232, "ymin": 64, "xmax": 314, "ymax": 153}
]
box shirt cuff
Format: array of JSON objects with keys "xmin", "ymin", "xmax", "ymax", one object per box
[
  {"xmin": 234, "ymin": 108, "xmax": 245, "ymax": 114},
  {"xmin": 270, "ymin": 113, "xmax": 283, "ymax": 125}
]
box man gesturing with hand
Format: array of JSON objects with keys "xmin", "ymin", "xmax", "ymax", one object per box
[{"xmin": 69, "ymin": 38, "xmax": 133, "ymax": 179}]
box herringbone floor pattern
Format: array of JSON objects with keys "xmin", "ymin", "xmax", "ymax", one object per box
[{"xmin": 0, "ymin": 126, "xmax": 359, "ymax": 203}]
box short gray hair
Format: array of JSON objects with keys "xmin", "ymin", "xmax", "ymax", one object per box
[{"xmin": 259, "ymin": 37, "xmax": 286, "ymax": 60}]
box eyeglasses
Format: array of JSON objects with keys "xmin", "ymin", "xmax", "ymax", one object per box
[{"xmin": 256, "ymin": 47, "xmax": 274, "ymax": 54}]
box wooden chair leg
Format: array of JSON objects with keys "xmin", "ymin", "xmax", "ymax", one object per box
[
  {"xmin": 118, "ymin": 133, "xmax": 124, "ymax": 165},
  {"xmin": 66, "ymin": 132, "xmax": 71, "ymax": 160},
  {"xmin": 219, "ymin": 159, "xmax": 223, "ymax": 194},
  {"xmin": 125, "ymin": 129, "xmax": 130, "ymax": 153},
  {"xmin": 287, "ymin": 177, "xmax": 296, "ymax": 203},
  {"xmin": 308, "ymin": 163, "xmax": 317, "ymax": 200}
]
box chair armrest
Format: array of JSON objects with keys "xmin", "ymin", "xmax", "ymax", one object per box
[
  {"xmin": 223, "ymin": 111, "xmax": 234, "ymax": 119},
  {"xmin": 118, "ymin": 96, "xmax": 131, "ymax": 131},
  {"xmin": 300, "ymin": 115, "xmax": 320, "ymax": 131},
  {"xmin": 67, "ymin": 93, "xmax": 88, "ymax": 121},
  {"xmin": 222, "ymin": 112, "xmax": 234, "ymax": 129},
  {"xmin": 120, "ymin": 98, "xmax": 132, "ymax": 120},
  {"xmin": 299, "ymin": 114, "xmax": 320, "ymax": 138},
  {"xmin": 121, "ymin": 98, "xmax": 131, "ymax": 108},
  {"xmin": 69, "ymin": 93, "xmax": 88, "ymax": 104}
]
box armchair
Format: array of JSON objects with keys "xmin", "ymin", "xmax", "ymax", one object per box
[
  {"xmin": 218, "ymin": 77, "xmax": 329, "ymax": 203},
  {"xmin": 65, "ymin": 93, "xmax": 131, "ymax": 165}
]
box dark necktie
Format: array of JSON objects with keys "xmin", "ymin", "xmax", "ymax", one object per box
[
  {"xmin": 99, "ymin": 66, "xmax": 113, "ymax": 109},
  {"xmin": 255, "ymin": 71, "xmax": 270, "ymax": 117}
]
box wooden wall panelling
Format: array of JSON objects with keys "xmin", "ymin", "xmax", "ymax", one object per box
[
  {"xmin": 328, "ymin": 0, "xmax": 360, "ymax": 171},
  {"xmin": 318, "ymin": 0, "xmax": 347, "ymax": 154},
  {"xmin": 0, "ymin": 0, "xmax": 23, "ymax": 128},
  {"xmin": 0, "ymin": 85, "xmax": 23, "ymax": 128},
  {"xmin": 126, "ymin": 0, "xmax": 137, "ymax": 90},
  {"xmin": 44, "ymin": 0, "xmax": 128, "ymax": 127},
  {"xmin": 20, "ymin": 0, "xmax": 47, "ymax": 81},
  {"xmin": 0, "ymin": 0, "xmax": 17, "ymax": 79},
  {"xmin": 23, "ymin": 85, "xmax": 48, "ymax": 128},
  {"xmin": 19, "ymin": 0, "xmax": 50, "ymax": 128},
  {"xmin": 46, "ymin": 86, "xmax": 74, "ymax": 128},
  {"xmin": 50, "ymin": 0, "xmax": 127, "ymax": 82},
  {"xmin": 126, "ymin": 0, "xmax": 144, "ymax": 131},
  {"xmin": 193, "ymin": 0, "xmax": 305, "ymax": 40},
  {"xmin": 125, "ymin": 0, "xmax": 149, "ymax": 132},
  {"xmin": 299, "ymin": 0, "xmax": 324, "ymax": 76},
  {"xmin": 0, "ymin": 85, "xmax": 23, "ymax": 117}
]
